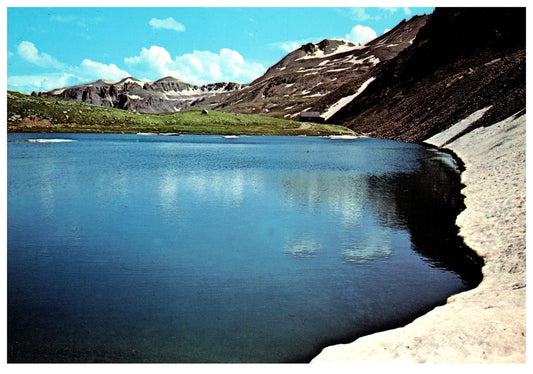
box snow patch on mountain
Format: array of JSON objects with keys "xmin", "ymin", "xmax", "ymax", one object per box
[{"xmin": 322, "ymin": 77, "xmax": 376, "ymax": 120}]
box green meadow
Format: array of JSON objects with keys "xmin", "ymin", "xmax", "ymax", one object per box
[{"xmin": 7, "ymin": 91, "xmax": 352, "ymax": 136}]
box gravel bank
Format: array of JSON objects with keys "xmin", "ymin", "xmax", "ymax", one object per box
[{"xmin": 312, "ymin": 112, "xmax": 526, "ymax": 363}]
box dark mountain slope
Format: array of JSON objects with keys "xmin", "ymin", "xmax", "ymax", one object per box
[{"xmin": 328, "ymin": 8, "xmax": 526, "ymax": 142}]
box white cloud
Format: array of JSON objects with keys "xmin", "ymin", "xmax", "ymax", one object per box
[
  {"xmin": 50, "ymin": 15, "xmax": 88, "ymax": 28},
  {"xmin": 345, "ymin": 25, "xmax": 378, "ymax": 45},
  {"xmin": 382, "ymin": 7, "xmax": 398, "ymax": 14},
  {"xmin": 348, "ymin": 7, "xmax": 412, "ymax": 21},
  {"xmin": 174, "ymin": 50, "xmax": 223, "ymax": 81},
  {"xmin": 124, "ymin": 45, "xmax": 174, "ymax": 78},
  {"xmin": 125, "ymin": 45, "xmax": 265, "ymax": 85},
  {"xmin": 76, "ymin": 59, "xmax": 130, "ymax": 82},
  {"xmin": 17, "ymin": 41, "xmax": 66, "ymax": 69},
  {"xmin": 377, "ymin": 7, "xmax": 412, "ymax": 17},
  {"xmin": 10, "ymin": 40, "xmax": 265, "ymax": 93},
  {"xmin": 149, "ymin": 17, "xmax": 185, "ymax": 32},
  {"xmin": 7, "ymin": 73, "xmax": 79, "ymax": 93},
  {"xmin": 50, "ymin": 15, "xmax": 77, "ymax": 23},
  {"xmin": 11, "ymin": 41, "xmax": 131, "ymax": 92}
]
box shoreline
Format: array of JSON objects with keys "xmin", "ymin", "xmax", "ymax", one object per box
[{"xmin": 312, "ymin": 112, "xmax": 526, "ymax": 363}]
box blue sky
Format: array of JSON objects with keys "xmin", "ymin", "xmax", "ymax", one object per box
[{"xmin": 7, "ymin": 5, "xmax": 435, "ymax": 93}]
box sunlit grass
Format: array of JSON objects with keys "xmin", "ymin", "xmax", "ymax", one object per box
[{"xmin": 7, "ymin": 91, "xmax": 352, "ymax": 136}]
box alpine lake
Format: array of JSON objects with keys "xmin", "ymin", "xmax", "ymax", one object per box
[{"xmin": 7, "ymin": 133, "xmax": 482, "ymax": 363}]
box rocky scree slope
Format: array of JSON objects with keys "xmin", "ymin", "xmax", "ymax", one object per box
[
  {"xmin": 326, "ymin": 7, "xmax": 526, "ymax": 142},
  {"xmin": 38, "ymin": 76, "xmax": 242, "ymax": 114}
]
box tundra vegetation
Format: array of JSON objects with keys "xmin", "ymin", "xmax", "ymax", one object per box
[{"xmin": 7, "ymin": 91, "xmax": 353, "ymax": 136}]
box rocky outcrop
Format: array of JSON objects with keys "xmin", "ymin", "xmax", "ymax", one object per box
[
  {"xmin": 208, "ymin": 8, "xmax": 524, "ymax": 144},
  {"xmin": 34, "ymin": 13, "xmax": 433, "ymax": 119}
]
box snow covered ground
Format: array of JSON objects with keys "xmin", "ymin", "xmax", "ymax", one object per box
[
  {"xmin": 321, "ymin": 77, "xmax": 376, "ymax": 121},
  {"xmin": 425, "ymin": 106, "xmax": 492, "ymax": 146}
]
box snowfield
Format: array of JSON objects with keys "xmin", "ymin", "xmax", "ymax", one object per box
[{"xmin": 321, "ymin": 77, "xmax": 376, "ymax": 120}]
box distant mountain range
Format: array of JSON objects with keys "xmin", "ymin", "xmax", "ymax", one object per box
[
  {"xmin": 38, "ymin": 76, "xmax": 242, "ymax": 114},
  {"xmin": 37, "ymin": 8, "xmax": 525, "ymax": 142}
]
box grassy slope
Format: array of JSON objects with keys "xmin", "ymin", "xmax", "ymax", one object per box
[{"xmin": 7, "ymin": 91, "xmax": 353, "ymax": 136}]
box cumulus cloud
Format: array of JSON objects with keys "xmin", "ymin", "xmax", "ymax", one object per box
[
  {"xmin": 124, "ymin": 45, "xmax": 174, "ymax": 78},
  {"xmin": 272, "ymin": 41, "xmax": 303, "ymax": 53},
  {"xmin": 149, "ymin": 17, "xmax": 185, "ymax": 32},
  {"xmin": 17, "ymin": 41, "xmax": 66, "ymax": 69},
  {"xmin": 345, "ymin": 25, "xmax": 378, "ymax": 45},
  {"xmin": 125, "ymin": 45, "xmax": 265, "ymax": 85},
  {"xmin": 7, "ymin": 73, "xmax": 79, "ymax": 93},
  {"xmin": 75, "ymin": 59, "xmax": 130, "ymax": 82},
  {"xmin": 10, "ymin": 40, "xmax": 265, "ymax": 93},
  {"xmin": 12, "ymin": 41, "xmax": 130, "ymax": 92}
]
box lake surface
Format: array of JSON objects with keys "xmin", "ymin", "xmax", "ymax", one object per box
[{"xmin": 7, "ymin": 133, "xmax": 482, "ymax": 362}]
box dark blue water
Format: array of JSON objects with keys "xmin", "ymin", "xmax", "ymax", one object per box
[{"xmin": 7, "ymin": 133, "xmax": 481, "ymax": 362}]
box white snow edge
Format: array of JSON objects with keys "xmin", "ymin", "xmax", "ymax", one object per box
[
  {"xmin": 425, "ymin": 106, "xmax": 492, "ymax": 147},
  {"xmin": 321, "ymin": 77, "xmax": 376, "ymax": 121}
]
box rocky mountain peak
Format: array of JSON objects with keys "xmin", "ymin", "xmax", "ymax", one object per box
[
  {"xmin": 301, "ymin": 42, "xmax": 319, "ymax": 54},
  {"xmin": 152, "ymin": 76, "xmax": 182, "ymax": 84},
  {"xmin": 115, "ymin": 76, "xmax": 142, "ymax": 84}
]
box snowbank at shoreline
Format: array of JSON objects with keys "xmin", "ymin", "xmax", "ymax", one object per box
[{"xmin": 312, "ymin": 112, "xmax": 526, "ymax": 363}]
